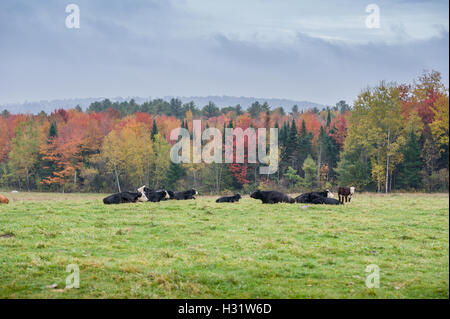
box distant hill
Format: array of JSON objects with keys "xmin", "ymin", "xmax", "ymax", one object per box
[{"xmin": 0, "ymin": 96, "xmax": 326, "ymax": 114}]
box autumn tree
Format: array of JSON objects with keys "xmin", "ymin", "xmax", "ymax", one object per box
[
  {"xmin": 344, "ymin": 82, "xmax": 406, "ymax": 192},
  {"xmin": 8, "ymin": 119, "xmax": 40, "ymax": 190}
]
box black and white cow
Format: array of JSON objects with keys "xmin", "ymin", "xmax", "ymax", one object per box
[
  {"xmin": 103, "ymin": 191, "xmax": 142, "ymax": 205},
  {"xmin": 250, "ymin": 190, "xmax": 295, "ymax": 204},
  {"xmin": 216, "ymin": 194, "xmax": 242, "ymax": 203},
  {"xmin": 168, "ymin": 189, "xmax": 198, "ymax": 200},
  {"xmin": 147, "ymin": 189, "xmax": 170, "ymax": 202},
  {"xmin": 137, "ymin": 186, "xmax": 150, "ymax": 202},
  {"xmin": 137, "ymin": 186, "xmax": 170, "ymax": 202}
]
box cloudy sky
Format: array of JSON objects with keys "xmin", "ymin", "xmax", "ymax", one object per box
[{"xmin": 0, "ymin": 0, "xmax": 448, "ymax": 106}]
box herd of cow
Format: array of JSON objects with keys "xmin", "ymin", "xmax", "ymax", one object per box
[
  {"xmin": 101, "ymin": 186, "xmax": 356, "ymax": 205},
  {"xmin": 0, "ymin": 186, "xmax": 355, "ymax": 206}
]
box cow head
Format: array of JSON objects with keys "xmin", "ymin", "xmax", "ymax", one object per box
[
  {"xmin": 250, "ymin": 190, "xmax": 262, "ymax": 199},
  {"xmin": 326, "ymin": 189, "xmax": 335, "ymax": 198},
  {"xmin": 136, "ymin": 186, "xmax": 148, "ymax": 202},
  {"xmin": 350, "ymin": 187, "xmax": 355, "ymax": 195},
  {"xmin": 193, "ymin": 189, "xmax": 199, "ymax": 195},
  {"xmin": 137, "ymin": 185, "xmax": 146, "ymax": 193}
]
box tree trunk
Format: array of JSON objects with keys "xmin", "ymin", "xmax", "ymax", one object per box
[
  {"xmin": 114, "ymin": 164, "xmax": 121, "ymax": 192},
  {"xmin": 377, "ymin": 147, "xmax": 381, "ymax": 192},
  {"xmin": 317, "ymin": 145, "xmax": 322, "ymax": 186},
  {"xmin": 385, "ymin": 126, "xmax": 391, "ymax": 194},
  {"xmin": 193, "ymin": 170, "xmax": 197, "ymax": 188},
  {"xmin": 26, "ymin": 167, "xmax": 30, "ymax": 192}
]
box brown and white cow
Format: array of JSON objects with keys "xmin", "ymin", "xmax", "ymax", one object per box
[
  {"xmin": 338, "ymin": 186, "xmax": 355, "ymax": 204},
  {"xmin": 0, "ymin": 194, "xmax": 9, "ymax": 204}
]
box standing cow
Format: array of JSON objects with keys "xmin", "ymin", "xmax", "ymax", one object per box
[{"xmin": 338, "ymin": 186, "xmax": 355, "ymax": 204}]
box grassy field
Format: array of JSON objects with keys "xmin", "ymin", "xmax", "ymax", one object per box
[{"xmin": 0, "ymin": 192, "xmax": 448, "ymax": 298}]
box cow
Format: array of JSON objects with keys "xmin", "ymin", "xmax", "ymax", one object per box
[
  {"xmin": 338, "ymin": 186, "xmax": 355, "ymax": 204},
  {"xmin": 216, "ymin": 194, "xmax": 242, "ymax": 203},
  {"xmin": 169, "ymin": 189, "xmax": 198, "ymax": 200},
  {"xmin": 295, "ymin": 191, "xmax": 341, "ymax": 205},
  {"xmin": 143, "ymin": 188, "xmax": 170, "ymax": 202},
  {"xmin": 0, "ymin": 194, "xmax": 9, "ymax": 204},
  {"xmin": 250, "ymin": 190, "xmax": 295, "ymax": 204},
  {"xmin": 103, "ymin": 191, "xmax": 142, "ymax": 204},
  {"xmin": 295, "ymin": 190, "xmax": 333, "ymax": 203},
  {"xmin": 137, "ymin": 186, "xmax": 150, "ymax": 202}
]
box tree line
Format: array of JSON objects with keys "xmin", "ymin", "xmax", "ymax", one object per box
[{"xmin": 0, "ymin": 71, "xmax": 448, "ymax": 194}]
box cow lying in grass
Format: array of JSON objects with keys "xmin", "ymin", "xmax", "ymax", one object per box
[
  {"xmin": 295, "ymin": 190, "xmax": 333, "ymax": 203},
  {"xmin": 137, "ymin": 186, "xmax": 170, "ymax": 202},
  {"xmin": 0, "ymin": 194, "xmax": 9, "ymax": 204},
  {"xmin": 216, "ymin": 194, "xmax": 242, "ymax": 203},
  {"xmin": 296, "ymin": 192, "xmax": 341, "ymax": 205},
  {"xmin": 250, "ymin": 190, "xmax": 295, "ymax": 204},
  {"xmin": 168, "ymin": 189, "xmax": 198, "ymax": 200},
  {"xmin": 103, "ymin": 192, "xmax": 142, "ymax": 204}
]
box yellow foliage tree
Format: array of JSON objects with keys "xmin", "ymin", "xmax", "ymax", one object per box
[{"xmin": 430, "ymin": 94, "xmax": 449, "ymax": 148}]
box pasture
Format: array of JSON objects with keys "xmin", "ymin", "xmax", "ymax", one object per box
[{"xmin": 0, "ymin": 192, "xmax": 448, "ymax": 298}]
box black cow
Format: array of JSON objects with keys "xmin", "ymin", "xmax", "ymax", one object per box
[
  {"xmin": 295, "ymin": 189, "xmax": 333, "ymax": 203},
  {"xmin": 295, "ymin": 192, "xmax": 341, "ymax": 205},
  {"xmin": 250, "ymin": 190, "xmax": 295, "ymax": 204},
  {"xmin": 216, "ymin": 194, "xmax": 242, "ymax": 203},
  {"xmin": 169, "ymin": 189, "xmax": 198, "ymax": 200},
  {"xmin": 143, "ymin": 188, "xmax": 170, "ymax": 202},
  {"xmin": 103, "ymin": 192, "xmax": 142, "ymax": 205}
]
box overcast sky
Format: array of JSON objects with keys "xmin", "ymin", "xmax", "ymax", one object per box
[{"xmin": 0, "ymin": 0, "xmax": 448, "ymax": 106}]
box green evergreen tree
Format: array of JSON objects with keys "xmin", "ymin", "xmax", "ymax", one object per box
[
  {"xmin": 285, "ymin": 119, "xmax": 298, "ymax": 169},
  {"xmin": 395, "ymin": 130, "xmax": 422, "ymax": 190},
  {"xmin": 297, "ymin": 120, "xmax": 313, "ymax": 176},
  {"xmin": 326, "ymin": 108, "xmax": 332, "ymax": 127},
  {"xmin": 36, "ymin": 122, "xmax": 58, "ymax": 191},
  {"xmin": 301, "ymin": 154, "xmax": 318, "ymax": 189},
  {"xmin": 166, "ymin": 162, "xmax": 185, "ymax": 189},
  {"xmin": 151, "ymin": 119, "xmax": 158, "ymax": 140},
  {"xmin": 336, "ymin": 147, "xmax": 372, "ymax": 190}
]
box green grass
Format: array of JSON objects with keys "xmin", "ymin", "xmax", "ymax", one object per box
[{"xmin": 0, "ymin": 192, "xmax": 448, "ymax": 298}]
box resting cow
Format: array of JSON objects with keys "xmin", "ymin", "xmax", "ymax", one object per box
[
  {"xmin": 216, "ymin": 194, "xmax": 242, "ymax": 203},
  {"xmin": 103, "ymin": 192, "xmax": 142, "ymax": 205},
  {"xmin": 168, "ymin": 189, "xmax": 198, "ymax": 200},
  {"xmin": 144, "ymin": 188, "xmax": 170, "ymax": 202},
  {"xmin": 338, "ymin": 186, "xmax": 355, "ymax": 204},
  {"xmin": 295, "ymin": 189, "xmax": 333, "ymax": 203},
  {"xmin": 295, "ymin": 191, "xmax": 341, "ymax": 205},
  {"xmin": 250, "ymin": 190, "xmax": 295, "ymax": 204},
  {"xmin": 0, "ymin": 194, "xmax": 9, "ymax": 204}
]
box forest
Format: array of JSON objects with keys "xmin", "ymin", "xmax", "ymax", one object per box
[{"xmin": 0, "ymin": 71, "xmax": 448, "ymax": 194}]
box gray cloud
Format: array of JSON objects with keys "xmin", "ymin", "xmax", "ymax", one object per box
[{"xmin": 0, "ymin": 0, "xmax": 448, "ymax": 106}]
